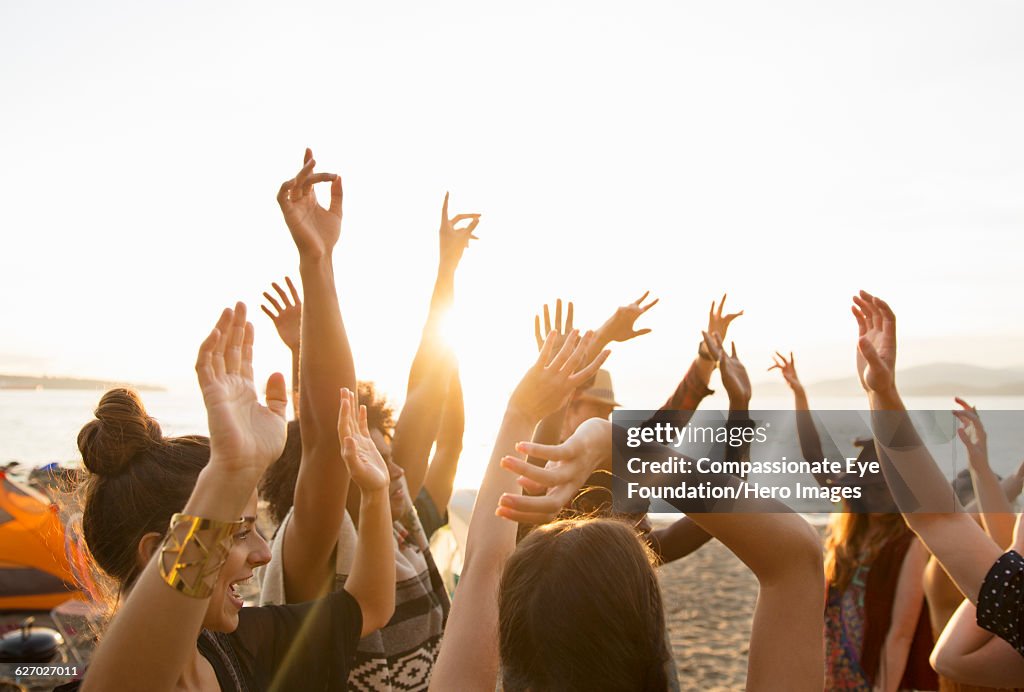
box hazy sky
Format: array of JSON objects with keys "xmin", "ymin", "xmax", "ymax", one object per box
[{"xmin": 3, "ymin": 0, "xmax": 1024, "ymax": 424}]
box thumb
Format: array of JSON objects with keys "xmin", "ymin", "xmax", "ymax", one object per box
[
  {"xmin": 265, "ymin": 372, "xmax": 288, "ymax": 418},
  {"xmin": 858, "ymin": 336, "xmax": 885, "ymax": 371}
]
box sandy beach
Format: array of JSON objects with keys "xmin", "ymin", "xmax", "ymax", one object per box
[{"xmin": 660, "ymin": 537, "xmax": 758, "ymax": 691}]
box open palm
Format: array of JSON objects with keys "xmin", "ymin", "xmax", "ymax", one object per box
[
  {"xmin": 195, "ymin": 303, "xmax": 288, "ymax": 478},
  {"xmin": 852, "ymin": 290, "xmax": 897, "ymax": 395},
  {"xmin": 338, "ymin": 387, "xmax": 390, "ymax": 492}
]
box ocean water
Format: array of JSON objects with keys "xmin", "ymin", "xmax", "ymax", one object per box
[{"xmin": 4, "ymin": 389, "xmax": 1024, "ymax": 494}]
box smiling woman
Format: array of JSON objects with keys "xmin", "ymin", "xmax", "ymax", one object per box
[{"xmin": 56, "ymin": 303, "xmax": 396, "ymax": 692}]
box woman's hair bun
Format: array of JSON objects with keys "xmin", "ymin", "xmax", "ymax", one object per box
[{"xmin": 78, "ymin": 388, "xmax": 163, "ymax": 476}]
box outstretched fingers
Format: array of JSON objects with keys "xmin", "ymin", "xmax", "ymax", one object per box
[
  {"xmin": 496, "ymin": 491, "xmax": 566, "ymax": 524},
  {"xmin": 195, "ymin": 324, "xmax": 222, "ymax": 384},
  {"xmin": 639, "ymin": 297, "xmax": 659, "ymax": 315},
  {"xmin": 240, "ymin": 322, "xmax": 255, "ymax": 384},
  {"xmin": 272, "ymin": 282, "xmax": 292, "ymax": 308},
  {"xmin": 263, "ymin": 291, "xmax": 283, "ymax": 314},
  {"xmin": 285, "ymin": 276, "xmax": 300, "ymax": 305},
  {"xmin": 515, "ymin": 439, "xmax": 568, "ymax": 463},
  {"xmin": 568, "ymin": 348, "xmax": 610, "ymax": 388},
  {"xmin": 546, "ymin": 329, "xmax": 580, "ymax": 371},
  {"xmin": 210, "ymin": 308, "xmax": 233, "ymax": 378},
  {"xmin": 224, "ymin": 303, "xmax": 247, "ymax": 375}
]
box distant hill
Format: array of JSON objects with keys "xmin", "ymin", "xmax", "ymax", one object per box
[
  {"xmin": 756, "ymin": 363, "xmax": 1024, "ymax": 397},
  {"xmin": 0, "ymin": 374, "xmax": 165, "ymax": 392}
]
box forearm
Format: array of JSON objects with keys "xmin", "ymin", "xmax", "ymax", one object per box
[
  {"xmin": 877, "ymin": 633, "xmax": 913, "ymax": 692},
  {"xmin": 646, "ymin": 358, "xmax": 714, "ymax": 430},
  {"xmin": 431, "ymin": 405, "xmax": 538, "ymax": 691},
  {"xmin": 525, "ymin": 407, "xmax": 567, "ymax": 471},
  {"xmin": 345, "ymin": 489, "xmax": 395, "ymax": 636},
  {"xmin": 406, "ymin": 263, "xmax": 456, "ymax": 389},
  {"xmin": 394, "ymin": 267, "xmax": 458, "ymax": 495},
  {"xmin": 969, "ymin": 455, "xmax": 1016, "ymax": 548},
  {"xmin": 876, "ymin": 541, "xmax": 927, "ymax": 692},
  {"xmin": 687, "ymin": 512, "xmax": 823, "ymax": 691},
  {"xmin": 423, "ymin": 372, "xmax": 465, "ymax": 512},
  {"xmin": 287, "ymin": 257, "xmax": 355, "ymax": 601},
  {"xmin": 290, "ymin": 346, "xmax": 300, "ymax": 418},
  {"xmin": 869, "ymin": 388, "xmax": 1002, "ymax": 602},
  {"xmin": 650, "ymin": 516, "xmax": 713, "ymax": 564}
]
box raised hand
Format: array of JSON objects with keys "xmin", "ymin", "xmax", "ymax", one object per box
[
  {"xmin": 194, "ymin": 303, "xmax": 288, "ymax": 479},
  {"xmin": 276, "ymin": 148, "xmax": 342, "ymax": 260},
  {"xmin": 439, "ymin": 192, "xmax": 481, "ymax": 269},
  {"xmin": 768, "ymin": 351, "xmax": 803, "ymax": 393},
  {"xmin": 953, "ymin": 397, "xmax": 989, "ymax": 465},
  {"xmin": 534, "ymin": 298, "xmax": 574, "ymax": 352},
  {"xmin": 707, "ymin": 293, "xmax": 744, "ymax": 342},
  {"xmin": 337, "ymin": 387, "xmax": 390, "ymax": 492},
  {"xmin": 261, "ymin": 277, "xmax": 302, "ymax": 351},
  {"xmin": 597, "ymin": 291, "xmax": 658, "ymax": 344},
  {"xmin": 703, "ymin": 331, "xmax": 751, "ymax": 407},
  {"xmin": 509, "ymin": 330, "xmax": 610, "ymax": 423},
  {"xmin": 852, "ymin": 290, "xmax": 897, "ymax": 396},
  {"xmin": 495, "ymin": 417, "xmax": 612, "ymax": 524}
]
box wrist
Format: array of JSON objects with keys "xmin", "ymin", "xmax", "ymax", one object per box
[
  {"xmin": 358, "ymin": 486, "xmax": 390, "ymax": 505},
  {"xmin": 437, "ymin": 257, "xmax": 459, "ymax": 276},
  {"xmin": 185, "ymin": 465, "xmax": 259, "ymax": 521},
  {"xmin": 728, "ymin": 396, "xmax": 750, "ymax": 413},
  {"xmin": 299, "ymin": 254, "xmax": 334, "ymax": 273},
  {"xmin": 504, "ymin": 402, "xmax": 542, "ymax": 429},
  {"xmin": 868, "ymin": 388, "xmax": 903, "ymax": 411},
  {"xmin": 968, "ymin": 453, "xmax": 990, "ymax": 471}
]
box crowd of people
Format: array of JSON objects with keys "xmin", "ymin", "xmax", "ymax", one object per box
[{"xmin": 53, "ymin": 150, "xmax": 1024, "ymax": 691}]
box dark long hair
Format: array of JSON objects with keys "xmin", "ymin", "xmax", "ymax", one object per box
[{"xmin": 499, "ymin": 517, "xmax": 669, "ymax": 691}]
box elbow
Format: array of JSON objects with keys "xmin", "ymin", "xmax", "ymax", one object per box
[
  {"xmin": 930, "ymin": 639, "xmax": 958, "ymax": 680},
  {"xmin": 359, "ymin": 592, "xmax": 396, "ymax": 637},
  {"xmin": 777, "ymin": 518, "xmax": 825, "ymax": 592}
]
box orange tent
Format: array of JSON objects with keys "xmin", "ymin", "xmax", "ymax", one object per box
[{"xmin": 0, "ymin": 471, "xmax": 86, "ymax": 611}]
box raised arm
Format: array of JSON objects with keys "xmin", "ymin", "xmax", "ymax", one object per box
[
  {"xmin": 646, "ymin": 294, "xmax": 741, "ymax": 429},
  {"xmin": 276, "ymin": 149, "xmax": 357, "ymax": 603},
  {"xmin": 429, "ymin": 331, "xmax": 609, "ymax": 691},
  {"xmin": 524, "ymin": 299, "xmax": 575, "ymax": 472},
  {"xmin": 768, "ymin": 351, "xmax": 846, "ymax": 487},
  {"xmin": 506, "ymin": 417, "xmax": 825, "ymax": 692},
  {"xmin": 336, "ymin": 387, "xmax": 396, "ymax": 636},
  {"xmin": 421, "ymin": 367, "xmax": 465, "ymax": 517},
  {"xmin": 261, "ymin": 276, "xmax": 302, "ymax": 416},
  {"xmin": 391, "ymin": 193, "xmax": 479, "ymax": 499},
  {"xmin": 589, "ymin": 290, "xmax": 658, "ymax": 361},
  {"xmin": 955, "ymin": 398, "xmax": 1017, "ymax": 548},
  {"xmin": 854, "ymin": 291, "xmax": 1003, "ymax": 603},
  {"xmin": 83, "ymin": 305, "xmax": 288, "ymax": 691}
]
